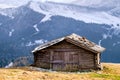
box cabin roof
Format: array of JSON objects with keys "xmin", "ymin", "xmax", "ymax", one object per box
[{"xmin": 32, "ymin": 33, "xmax": 105, "ymax": 53}]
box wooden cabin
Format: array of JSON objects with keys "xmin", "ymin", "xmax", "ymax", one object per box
[{"xmin": 32, "ymin": 33, "xmax": 105, "ymax": 71}]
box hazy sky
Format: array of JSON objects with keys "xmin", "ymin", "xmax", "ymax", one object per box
[{"xmin": 0, "ymin": 0, "xmax": 75, "ymax": 6}]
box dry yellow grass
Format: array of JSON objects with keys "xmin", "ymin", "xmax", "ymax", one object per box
[{"xmin": 0, "ymin": 63, "xmax": 120, "ymax": 80}]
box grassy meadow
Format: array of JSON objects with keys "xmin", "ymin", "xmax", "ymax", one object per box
[{"xmin": 0, "ymin": 63, "xmax": 120, "ymax": 80}]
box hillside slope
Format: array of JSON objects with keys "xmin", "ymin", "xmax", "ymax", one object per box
[
  {"xmin": 0, "ymin": 63, "xmax": 120, "ymax": 80},
  {"xmin": 0, "ymin": 0, "xmax": 120, "ymax": 67}
]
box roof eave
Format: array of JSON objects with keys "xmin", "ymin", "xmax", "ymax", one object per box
[{"xmin": 32, "ymin": 37, "xmax": 65, "ymax": 53}]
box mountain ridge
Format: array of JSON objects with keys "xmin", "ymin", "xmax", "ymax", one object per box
[{"xmin": 0, "ymin": 1, "xmax": 120, "ymax": 67}]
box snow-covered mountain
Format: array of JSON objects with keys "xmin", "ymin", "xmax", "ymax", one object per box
[
  {"xmin": 1, "ymin": 1, "xmax": 120, "ymax": 33},
  {"xmin": 71, "ymin": 0, "xmax": 120, "ymax": 8},
  {"xmin": 0, "ymin": 0, "xmax": 120, "ymax": 67}
]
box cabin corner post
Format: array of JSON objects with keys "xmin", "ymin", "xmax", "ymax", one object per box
[
  {"xmin": 97, "ymin": 53, "xmax": 102, "ymax": 69},
  {"xmin": 97, "ymin": 53, "xmax": 100, "ymax": 64},
  {"xmin": 33, "ymin": 52, "xmax": 36, "ymax": 66}
]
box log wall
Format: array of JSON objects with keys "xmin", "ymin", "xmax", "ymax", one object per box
[
  {"xmin": 33, "ymin": 40, "xmax": 100, "ymax": 71},
  {"xmin": 34, "ymin": 51, "xmax": 50, "ymax": 69}
]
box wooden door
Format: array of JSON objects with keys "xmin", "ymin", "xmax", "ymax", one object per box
[
  {"xmin": 52, "ymin": 51, "xmax": 64, "ymax": 71},
  {"xmin": 52, "ymin": 51, "xmax": 79, "ymax": 71}
]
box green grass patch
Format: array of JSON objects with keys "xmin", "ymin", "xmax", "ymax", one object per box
[
  {"xmin": 102, "ymin": 66, "xmax": 114, "ymax": 74},
  {"xmin": 91, "ymin": 73, "xmax": 120, "ymax": 80}
]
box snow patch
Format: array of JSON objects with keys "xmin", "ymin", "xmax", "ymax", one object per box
[
  {"xmin": 0, "ymin": 7, "xmax": 17, "ymax": 19},
  {"xmin": 113, "ymin": 41, "xmax": 120, "ymax": 46},
  {"xmin": 5, "ymin": 62, "xmax": 13, "ymax": 68},
  {"xmin": 9, "ymin": 29, "xmax": 14, "ymax": 37},
  {"xmin": 40, "ymin": 14, "xmax": 52, "ymax": 23},
  {"xmin": 98, "ymin": 26, "xmax": 118, "ymax": 46},
  {"xmin": 26, "ymin": 39, "xmax": 47, "ymax": 46},
  {"xmin": 0, "ymin": 11, "xmax": 8, "ymax": 16},
  {"xmin": 102, "ymin": 33, "xmax": 112, "ymax": 39},
  {"xmin": 26, "ymin": 42, "xmax": 33, "ymax": 46},
  {"xmin": 102, "ymin": 34, "xmax": 108, "ymax": 39},
  {"xmin": 0, "ymin": 11, "xmax": 15, "ymax": 19},
  {"xmin": 35, "ymin": 40, "xmax": 47, "ymax": 44},
  {"xmin": 33, "ymin": 24, "xmax": 39, "ymax": 32},
  {"xmin": 98, "ymin": 28, "xmax": 113, "ymax": 46}
]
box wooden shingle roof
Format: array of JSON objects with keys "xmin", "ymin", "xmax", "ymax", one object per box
[{"xmin": 32, "ymin": 33, "xmax": 105, "ymax": 53}]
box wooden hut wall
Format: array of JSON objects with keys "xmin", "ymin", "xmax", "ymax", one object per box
[
  {"xmin": 34, "ymin": 51, "xmax": 50, "ymax": 69},
  {"xmin": 34, "ymin": 40, "xmax": 98, "ymax": 71}
]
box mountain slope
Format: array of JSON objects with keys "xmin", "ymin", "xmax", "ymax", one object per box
[{"xmin": 0, "ymin": 1, "xmax": 120, "ymax": 67}]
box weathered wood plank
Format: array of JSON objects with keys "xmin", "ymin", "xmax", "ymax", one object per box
[{"xmin": 34, "ymin": 40, "xmax": 99, "ymax": 71}]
